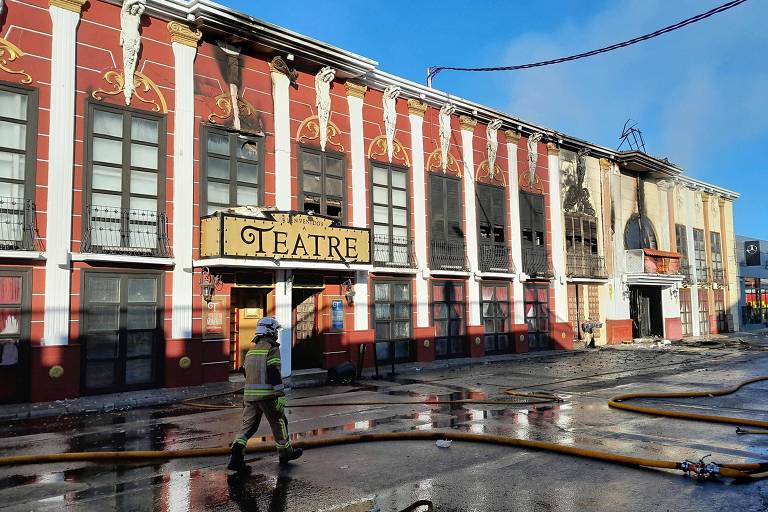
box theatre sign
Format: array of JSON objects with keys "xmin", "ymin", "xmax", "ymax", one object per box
[{"xmin": 200, "ymin": 211, "xmax": 371, "ymax": 264}]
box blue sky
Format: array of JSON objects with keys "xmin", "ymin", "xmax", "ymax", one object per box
[{"xmin": 225, "ymin": 0, "xmax": 767, "ymax": 238}]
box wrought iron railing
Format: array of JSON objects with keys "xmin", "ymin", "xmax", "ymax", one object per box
[
  {"xmin": 711, "ymin": 267, "xmax": 725, "ymax": 285},
  {"xmin": 679, "ymin": 263, "xmax": 693, "ymax": 284},
  {"xmin": 695, "ymin": 265, "xmax": 710, "ymax": 284},
  {"xmin": 373, "ymin": 234, "xmax": 416, "ymax": 268},
  {"xmin": 0, "ymin": 197, "xmax": 39, "ymax": 251},
  {"xmin": 522, "ymin": 248, "xmax": 549, "ymax": 277},
  {"xmin": 478, "ymin": 244, "xmax": 513, "ymax": 273},
  {"xmin": 566, "ymin": 253, "xmax": 607, "ymax": 279},
  {"xmin": 82, "ymin": 205, "xmax": 172, "ymax": 257},
  {"xmin": 429, "ymin": 239, "xmax": 468, "ymax": 271}
]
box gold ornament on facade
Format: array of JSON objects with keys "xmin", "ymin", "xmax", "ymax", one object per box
[
  {"xmin": 167, "ymin": 21, "xmax": 202, "ymax": 47},
  {"xmin": 426, "ymin": 147, "xmax": 461, "ymax": 176},
  {"xmin": 367, "ymin": 135, "xmax": 410, "ymax": 167},
  {"xmin": 459, "ymin": 115, "xmax": 477, "ymax": 132},
  {"xmin": 92, "ymin": 69, "xmax": 169, "ymax": 113},
  {"xmin": 0, "ymin": 37, "xmax": 33, "ymax": 84},
  {"xmin": 208, "ymin": 92, "xmax": 257, "ymax": 124},
  {"xmin": 296, "ymin": 115, "xmax": 344, "ymax": 152},
  {"xmin": 49, "ymin": 0, "xmax": 88, "ymax": 13},
  {"xmin": 599, "ymin": 158, "xmax": 612, "ymax": 173},
  {"xmin": 547, "ymin": 142, "xmax": 559, "ymax": 155},
  {"xmin": 476, "ymin": 159, "xmax": 505, "ymax": 185},
  {"xmin": 504, "ymin": 129, "xmax": 521, "ymax": 144},
  {"xmin": 407, "ymin": 98, "xmax": 427, "ymax": 117},
  {"xmin": 344, "ymin": 81, "xmax": 367, "ymax": 99}
]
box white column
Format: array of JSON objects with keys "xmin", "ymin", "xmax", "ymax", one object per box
[
  {"xmin": 345, "ymin": 82, "xmax": 369, "ymax": 331},
  {"xmin": 43, "ymin": 2, "xmax": 83, "ymax": 346},
  {"xmin": 275, "ymin": 270, "xmax": 293, "ymax": 377},
  {"xmin": 608, "ymin": 161, "xmax": 629, "ymax": 320},
  {"xmin": 685, "ymin": 190, "xmax": 701, "ymax": 336},
  {"xmin": 662, "ymin": 287, "xmax": 681, "ymax": 338},
  {"xmin": 459, "ymin": 117, "xmax": 480, "ymax": 326},
  {"xmin": 270, "ymin": 61, "xmax": 291, "ymax": 210},
  {"xmin": 408, "ymin": 100, "xmax": 429, "ymax": 327},
  {"xmin": 547, "ymin": 143, "xmax": 567, "ymax": 323},
  {"xmin": 168, "ymin": 24, "xmax": 201, "ymax": 340},
  {"xmin": 505, "ymin": 131, "xmax": 525, "ymax": 325}
]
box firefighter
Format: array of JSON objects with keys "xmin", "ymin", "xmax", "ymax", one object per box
[{"xmin": 228, "ymin": 317, "xmax": 303, "ymax": 472}]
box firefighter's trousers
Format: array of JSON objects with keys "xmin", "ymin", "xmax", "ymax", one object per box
[{"xmin": 232, "ymin": 398, "xmax": 294, "ymax": 456}]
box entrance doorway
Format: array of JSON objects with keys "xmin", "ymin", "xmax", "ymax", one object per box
[
  {"xmin": 524, "ymin": 283, "xmax": 551, "ymax": 351},
  {"xmin": 629, "ymin": 286, "xmax": 663, "ymax": 339},
  {"xmin": 292, "ymin": 288, "xmax": 323, "ymax": 370},
  {"xmin": 230, "ymin": 288, "xmax": 267, "ymax": 370},
  {"xmin": 0, "ymin": 270, "xmax": 30, "ymax": 404}
]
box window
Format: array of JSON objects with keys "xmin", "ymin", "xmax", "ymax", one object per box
[
  {"xmin": 481, "ymin": 283, "xmax": 510, "ymax": 354},
  {"xmin": 624, "ymin": 213, "xmax": 657, "ymax": 250},
  {"xmin": 680, "ymin": 288, "xmax": 692, "ymax": 337},
  {"xmin": 0, "ymin": 270, "xmax": 30, "ymax": 404},
  {"xmin": 85, "ymin": 104, "xmax": 166, "ymax": 255},
  {"xmin": 0, "ymin": 84, "xmax": 36, "ymax": 250},
  {"xmin": 714, "ymin": 289, "xmax": 727, "ymax": 333},
  {"xmin": 429, "ymin": 174, "xmax": 465, "ymax": 270},
  {"xmin": 476, "ymin": 185, "xmax": 509, "ymax": 272},
  {"xmin": 693, "ymin": 228, "xmax": 708, "ymax": 282},
  {"xmin": 520, "ymin": 192, "xmax": 547, "ymax": 276},
  {"xmin": 298, "ymin": 146, "xmax": 346, "ymax": 222},
  {"xmin": 565, "ymin": 215, "xmax": 604, "ymax": 277},
  {"xmin": 81, "ymin": 272, "xmax": 163, "ymax": 394},
  {"xmin": 524, "ymin": 284, "xmax": 550, "ymax": 351},
  {"xmin": 743, "ymin": 278, "xmax": 768, "ymax": 325},
  {"xmin": 698, "ymin": 289, "xmax": 710, "ymax": 335},
  {"xmin": 676, "ymin": 224, "xmax": 690, "ymax": 277},
  {"xmin": 433, "ymin": 281, "xmax": 466, "ymax": 359},
  {"xmin": 373, "ymin": 281, "xmax": 412, "ymax": 364},
  {"xmin": 202, "ymin": 127, "xmax": 263, "ymax": 215},
  {"xmin": 710, "ymin": 232, "xmax": 723, "ymax": 283},
  {"xmin": 371, "ymin": 162, "xmax": 411, "ymax": 267}
]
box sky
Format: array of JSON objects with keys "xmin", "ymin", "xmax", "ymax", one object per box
[{"xmin": 224, "ymin": 0, "xmax": 767, "ymax": 239}]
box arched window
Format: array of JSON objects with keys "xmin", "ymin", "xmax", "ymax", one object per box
[{"xmin": 624, "ymin": 213, "xmax": 658, "ymax": 250}]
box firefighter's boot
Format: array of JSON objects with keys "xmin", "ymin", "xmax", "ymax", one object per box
[
  {"xmin": 278, "ymin": 447, "xmax": 303, "ymax": 465},
  {"xmin": 227, "ymin": 442, "xmax": 251, "ymax": 473}
]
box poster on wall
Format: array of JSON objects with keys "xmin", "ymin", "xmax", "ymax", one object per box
[
  {"xmin": 203, "ymin": 296, "xmax": 228, "ymax": 338},
  {"xmin": 745, "ymin": 241, "xmax": 761, "ymax": 267},
  {"xmin": 330, "ymin": 299, "xmax": 344, "ymax": 331}
]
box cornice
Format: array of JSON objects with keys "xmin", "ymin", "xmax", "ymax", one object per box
[
  {"xmin": 459, "ymin": 115, "xmax": 477, "ymax": 132},
  {"xmin": 407, "ymin": 98, "xmax": 427, "ymax": 117},
  {"xmin": 49, "ymin": 0, "xmax": 88, "ymax": 13},
  {"xmin": 167, "ymin": 21, "xmax": 202, "ymax": 47},
  {"xmin": 344, "ymin": 81, "xmax": 367, "ymax": 99}
]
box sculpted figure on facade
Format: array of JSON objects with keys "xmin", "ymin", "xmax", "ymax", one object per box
[
  {"xmin": 314, "ymin": 66, "xmax": 336, "ymax": 151},
  {"xmin": 439, "ymin": 103, "xmax": 455, "ymax": 171},
  {"xmin": 383, "ymin": 86, "xmax": 401, "ymax": 163},
  {"xmin": 563, "ymin": 148, "xmax": 596, "ymax": 216},
  {"xmin": 486, "ymin": 119, "xmax": 503, "ymax": 179},
  {"xmin": 120, "ymin": 0, "xmax": 146, "ymax": 105},
  {"xmin": 526, "ymin": 132, "xmax": 544, "ymax": 185}
]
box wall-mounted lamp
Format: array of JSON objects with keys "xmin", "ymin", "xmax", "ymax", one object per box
[
  {"xmin": 199, "ymin": 267, "xmax": 222, "ymax": 303},
  {"xmin": 342, "ymin": 279, "xmax": 355, "ymax": 306},
  {"xmin": 669, "ymin": 286, "xmax": 679, "ymax": 299}
]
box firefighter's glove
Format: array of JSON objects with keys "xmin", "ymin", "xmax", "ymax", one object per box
[{"xmin": 276, "ymin": 396, "xmax": 287, "ymax": 414}]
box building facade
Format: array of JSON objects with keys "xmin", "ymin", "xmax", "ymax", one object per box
[
  {"xmin": 735, "ymin": 236, "xmax": 768, "ymax": 331},
  {"xmin": 0, "ymin": 0, "xmax": 740, "ymax": 403}
]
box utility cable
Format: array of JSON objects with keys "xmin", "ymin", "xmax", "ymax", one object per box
[{"xmin": 427, "ymin": 0, "xmax": 748, "ymax": 83}]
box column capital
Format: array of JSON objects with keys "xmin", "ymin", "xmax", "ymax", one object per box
[
  {"xmin": 344, "ymin": 81, "xmax": 367, "ymax": 99},
  {"xmin": 546, "ymin": 142, "xmax": 559, "ymax": 156},
  {"xmin": 167, "ymin": 21, "xmax": 202, "ymax": 48},
  {"xmin": 504, "ymin": 129, "xmax": 521, "ymax": 144},
  {"xmin": 407, "ymin": 98, "xmax": 428, "ymax": 117},
  {"xmin": 599, "ymin": 158, "xmax": 612, "ymax": 172},
  {"xmin": 459, "ymin": 115, "xmax": 477, "ymax": 132},
  {"xmin": 49, "ymin": 0, "xmax": 88, "ymax": 13},
  {"xmin": 269, "ymin": 56, "xmax": 291, "ymax": 76}
]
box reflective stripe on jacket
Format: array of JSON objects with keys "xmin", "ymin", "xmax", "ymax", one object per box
[{"xmin": 243, "ymin": 337, "xmax": 284, "ymax": 401}]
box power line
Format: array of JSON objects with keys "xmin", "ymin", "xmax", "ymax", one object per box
[{"xmin": 427, "ymin": 0, "xmax": 749, "ymax": 86}]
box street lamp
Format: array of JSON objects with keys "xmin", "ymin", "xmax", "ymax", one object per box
[{"xmin": 199, "ymin": 267, "xmax": 221, "ymax": 303}]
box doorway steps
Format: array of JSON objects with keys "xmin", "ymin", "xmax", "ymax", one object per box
[{"xmin": 290, "ymin": 368, "xmax": 328, "ymax": 388}]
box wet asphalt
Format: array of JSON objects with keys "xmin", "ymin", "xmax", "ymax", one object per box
[{"xmin": 2, "ymin": 339, "xmax": 768, "ymax": 511}]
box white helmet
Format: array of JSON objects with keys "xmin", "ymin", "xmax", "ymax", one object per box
[{"xmin": 255, "ymin": 317, "xmax": 281, "ymax": 340}]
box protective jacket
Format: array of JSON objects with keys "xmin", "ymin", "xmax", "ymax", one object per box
[{"xmin": 243, "ymin": 337, "xmax": 284, "ymax": 401}]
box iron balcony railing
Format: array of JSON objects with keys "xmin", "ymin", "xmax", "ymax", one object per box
[
  {"xmin": 478, "ymin": 244, "xmax": 513, "ymax": 273},
  {"xmin": 0, "ymin": 197, "xmax": 40, "ymax": 251},
  {"xmin": 429, "ymin": 239, "xmax": 468, "ymax": 271},
  {"xmin": 82, "ymin": 205, "xmax": 172, "ymax": 257},
  {"xmin": 711, "ymin": 267, "xmax": 725, "ymax": 285},
  {"xmin": 523, "ymin": 248, "xmax": 550, "ymax": 277},
  {"xmin": 373, "ymin": 234, "xmax": 416, "ymax": 268},
  {"xmin": 566, "ymin": 253, "xmax": 607, "ymax": 279},
  {"xmin": 695, "ymin": 265, "xmax": 710, "ymax": 284},
  {"xmin": 679, "ymin": 263, "xmax": 693, "ymax": 284}
]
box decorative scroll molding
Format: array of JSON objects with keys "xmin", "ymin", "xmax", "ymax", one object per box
[
  {"xmin": 504, "ymin": 129, "xmax": 521, "ymax": 144},
  {"xmin": 438, "ymin": 103, "xmax": 455, "ymax": 171},
  {"xmin": 0, "ymin": 37, "xmax": 32, "ymax": 84},
  {"xmin": 296, "ymin": 115, "xmax": 344, "ymax": 152},
  {"xmin": 562, "ymin": 148, "xmax": 595, "ymax": 217},
  {"xmin": 269, "ymin": 56, "xmax": 298, "ymax": 86},
  {"xmin": 546, "ymin": 141, "xmax": 559, "ymax": 156},
  {"xmin": 383, "ymin": 85, "xmax": 401, "ymax": 163},
  {"xmin": 167, "ymin": 21, "xmax": 202, "ymax": 47},
  {"xmin": 486, "ymin": 119, "xmax": 503, "ymax": 178},
  {"xmin": 49, "ymin": 0, "xmax": 88, "ymax": 13},
  {"xmin": 459, "ymin": 115, "xmax": 477, "ymax": 132},
  {"xmin": 315, "ymin": 66, "xmax": 335, "ymax": 151},
  {"xmin": 407, "ymin": 98, "xmax": 427, "ymax": 117},
  {"xmin": 476, "ymin": 159, "xmax": 504, "ymax": 185},
  {"xmin": 92, "ymin": 69, "xmax": 168, "ymax": 113},
  {"xmin": 368, "ymin": 135, "xmax": 410, "ymax": 168},
  {"xmin": 426, "ymin": 147, "xmax": 461, "ymax": 176},
  {"xmin": 207, "ymin": 92, "xmax": 257, "ymax": 125},
  {"xmin": 344, "ymin": 81, "xmax": 367, "ymax": 99},
  {"xmin": 656, "ymin": 179, "xmax": 675, "ymax": 191},
  {"xmin": 120, "ymin": 0, "xmax": 146, "ymax": 105},
  {"xmin": 522, "ymin": 132, "xmax": 544, "ymax": 190}
]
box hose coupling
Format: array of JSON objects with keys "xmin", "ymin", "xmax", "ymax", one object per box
[{"xmin": 677, "ymin": 455, "xmax": 721, "ymax": 479}]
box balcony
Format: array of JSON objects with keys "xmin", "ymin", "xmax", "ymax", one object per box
[
  {"xmin": 696, "ymin": 266, "xmax": 710, "ymax": 285},
  {"xmin": 82, "ymin": 205, "xmax": 172, "ymax": 258},
  {"xmin": 373, "ymin": 234, "xmax": 416, "ymax": 268},
  {"xmin": 624, "ymin": 248, "xmax": 683, "ymax": 286},
  {"xmin": 478, "ymin": 244, "xmax": 513, "ymax": 273},
  {"xmin": 679, "ymin": 262, "xmax": 693, "ymax": 284},
  {"xmin": 566, "ymin": 253, "xmax": 607, "ymax": 279},
  {"xmin": 429, "ymin": 239, "xmax": 468, "ymax": 271},
  {"xmin": 711, "ymin": 267, "xmax": 725, "ymax": 285},
  {"xmin": 0, "ymin": 197, "xmax": 40, "ymax": 251},
  {"xmin": 522, "ymin": 248, "xmax": 550, "ymax": 277}
]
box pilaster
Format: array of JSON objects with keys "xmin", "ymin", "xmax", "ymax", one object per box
[
  {"xmin": 408, "ymin": 101, "xmax": 429, "ymax": 327},
  {"xmin": 546, "ymin": 142, "xmax": 567, "ymax": 323},
  {"xmin": 505, "ymin": 130, "xmax": 525, "ymax": 326},
  {"xmin": 460, "ymin": 119, "xmax": 480, "ymax": 326},
  {"xmin": 275, "ymin": 270, "xmax": 293, "ymax": 378},
  {"xmin": 270, "ymin": 57, "xmax": 292, "ymax": 210}
]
